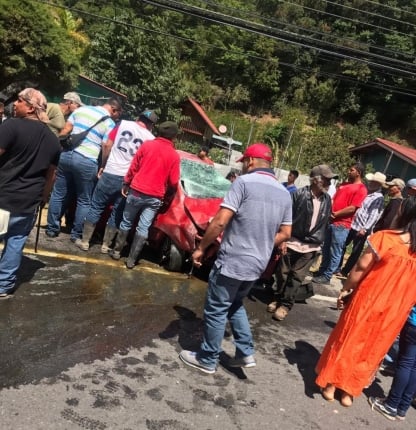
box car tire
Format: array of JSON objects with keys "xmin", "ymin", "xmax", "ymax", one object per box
[{"xmin": 161, "ymin": 238, "xmax": 184, "ymax": 272}]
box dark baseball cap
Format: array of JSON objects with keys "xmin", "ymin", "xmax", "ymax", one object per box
[
  {"xmin": 139, "ymin": 109, "xmax": 158, "ymax": 124},
  {"xmin": 310, "ymin": 164, "xmax": 338, "ymax": 179},
  {"xmin": 158, "ymin": 121, "xmax": 178, "ymax": 139}
]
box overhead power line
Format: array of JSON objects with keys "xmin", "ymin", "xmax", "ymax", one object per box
[
  {"xmin": 34, "ymin": 0, "xmax": 416, "ymax": 99},
  {"xmin": 200, "ymin": 0, "xmax": 415, "ymax": 60},
  {"xmin": 362, "ymin": 0, "xmax": 416, "ymax": 18},
  {"xmin": 142, "ymin": 0, "xmax": 416, "ymax": 77},
  {"xmin": 276, "ymin": 0, "xmax": 414, "ymax": 38},
  {"xmin": 317, "ymin": 0, "xmax": 416, "ymax": 29}
]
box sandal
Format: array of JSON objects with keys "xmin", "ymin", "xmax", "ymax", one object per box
[
  {"xmin": 340, "ymin": 392, "xmax": 353, "ymax": 407},
  {"xmin": 321, "ymin": 384, "xmax": 335, "ymax": 402}
]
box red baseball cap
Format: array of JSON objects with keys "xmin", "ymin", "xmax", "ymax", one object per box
[{"xmin": 237, "ymin": 143, "xmax": 273, "ymax": 162}]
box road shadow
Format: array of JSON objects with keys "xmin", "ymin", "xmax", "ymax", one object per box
[
  {"xmin": 160, "ymin": 306, "xmax": 246, "ymax": 378},
  {"xmin": 159, "ymin": 305, "xmax": 204, "ymax": 351},
  {"xmin": 323, "ymin": 320, "xmax": 337, "ymax": 329},
  {"xmin": 247, "ymin": 284, "xmax": 274, "ymax": 305},
  {"xmin": 284, "ymin": 340, "xmax": 321, "ymax": 398},
  {"xmin": 363, "ymin": 375, "xmax": 390, "ymax": 399},
  {"xmin": 16, "ymin": 255, "xmax": 46, "ymax": 289}
]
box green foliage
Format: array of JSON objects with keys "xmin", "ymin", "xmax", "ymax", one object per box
[
  {"xmin": 299, "ymin": 127, "xmax": 355, "ymax": 177},
  {"xmin": 341, "ymin": 111, "xmax": 382, "ymax": 147},
  {"xmin": 175, "ymin": 141, "xmax": 198, "ymax": 154},
  {"xmin": 0, "ymin": 0, "xmax": 81, "ymax": 93},
  {"xmin": 83, "ymin": 13, "xmax": 185, "ymax": 119},
  {"xmin": 3, "ymin": 0, "xmax": 416, "ymax": 157},
  {"xmin": 209, "ymin": 147, "xmax": 227, "ymax": 164}
]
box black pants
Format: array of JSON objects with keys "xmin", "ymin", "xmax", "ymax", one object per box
[
  {"xmin": 275, "ymin": 248, "xmax": 317, "ymax": 309},
  {"xmin": 340, "ymin": 228, "xmax": 368, "ymax": 276}
]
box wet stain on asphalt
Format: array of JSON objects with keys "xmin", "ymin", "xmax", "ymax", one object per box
[
  {"xmin": 0, "ymin": 253, "xmax": 206, "ymax": 389},
  {"xmin": 165, "ymin": 399, "xmax": 189, "ymax": 413},
  {"xmin": 1, "ymin": 239, "xmax": 348, "ymax": 430},
  {"xmin": 91, "ymin": 391, "xmax": 122, "ymax": 409},
  {"xmin": 146, "ymin": 387, "xmax": 164, "ymax": 401},
  {"xmin": 66, "ymin": 397, "xmax": 80, "ymax": 406},
  {"xmin": 61, "ymin": 408, "xmax": 107, "ymax": 429},
  {"xmin": 145, "ymin": 419, "xmax": 191, "ymax": 430}
]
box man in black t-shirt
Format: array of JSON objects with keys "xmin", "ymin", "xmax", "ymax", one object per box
[{"xmin": 0, "ymin": 88, "xmax": 61, "ymax": 299}]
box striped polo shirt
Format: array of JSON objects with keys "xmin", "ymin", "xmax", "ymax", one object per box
[{"xmin": 68, "ymin": 105, "xmax": 115, "ymax": 161}]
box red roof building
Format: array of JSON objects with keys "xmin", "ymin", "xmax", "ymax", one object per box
[
  {"xmin": 350, "ymin": 137, "xmax": 416, "ymax": 182},
  {"xmin": 179, "ymin": 98, "xmax": 219, "ymax": 145}
]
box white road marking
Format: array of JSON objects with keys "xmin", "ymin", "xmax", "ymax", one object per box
[{"xmin": 311, "ymin": 294, "xmax": 337, "ymax": 303}]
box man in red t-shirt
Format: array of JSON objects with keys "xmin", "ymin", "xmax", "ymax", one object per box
[
  {"xmin": 109, "ymin": 121, "xmax": 180, "ymax": 269},
  {"xmin": 312, "ymin": 162, "xmax": 367, "ymax": 285}
]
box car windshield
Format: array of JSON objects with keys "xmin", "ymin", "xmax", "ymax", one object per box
[{"xmin": 180, "ymin": 158, "xmax": 231, "ymax": 198}]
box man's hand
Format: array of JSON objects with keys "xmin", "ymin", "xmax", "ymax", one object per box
[
  {"xmin": 121, "ymin": 184, "xmax": 129, "ymax": 197},
  {"xmin": 97, "ymin": 167, "xmax": 104, "ymax": 179},
  {"xmin": 279, "ymin": 242, "xmax": 288, "ymax": 255},
  {"xmin": 337, "ymin": 289, "xmax": 352, "ymax": 310},
  {"xmin": 192, "ymin": 248, "xmax": 204, "ymax": 267}
]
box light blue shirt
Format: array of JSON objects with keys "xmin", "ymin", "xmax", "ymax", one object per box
[{"xmin": 216, "ymin": 168, "xmax": 292, "ymax": 281}]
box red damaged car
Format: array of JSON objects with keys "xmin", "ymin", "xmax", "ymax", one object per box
[{"xmin": 147, "ymin": 150, "xmax": 231, "ymax": 272}]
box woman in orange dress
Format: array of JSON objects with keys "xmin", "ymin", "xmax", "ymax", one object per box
[{"xmin": 315, "ymin": 196, "xmax": 416, "ymax": 407}]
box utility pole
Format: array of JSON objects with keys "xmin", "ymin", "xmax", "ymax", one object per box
[
  {"xmin": 279, "ymin": 118, "xmax": 297, "ymax": 171},
  {"xmin": 295, "ymin": 144, "xmax": 303, "ymax": 169},
  {"xmin": 247, "ymin": 118, "xmax": 255, "ymax": 146}
]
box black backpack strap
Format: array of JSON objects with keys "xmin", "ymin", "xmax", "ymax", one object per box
[{"xmin": 84, "ymin": 115, "xmax": 111, "ymax": 134}]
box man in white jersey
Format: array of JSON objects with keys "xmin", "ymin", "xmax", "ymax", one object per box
[{"xmin": 75, "ymin": 110, "xmax": 158, "ymax": 252}]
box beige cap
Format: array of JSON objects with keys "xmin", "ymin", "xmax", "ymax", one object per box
[
  {"xmin": 18, "ymin": 88, "xmax": 49, "ymax": 123},
  {"xmin": 63, "ymin": 92, "xmax": 84, "ymax": 106}
]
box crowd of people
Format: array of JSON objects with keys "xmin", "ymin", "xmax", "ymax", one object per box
[
  {"xmin": 1, "ymin": 88, "xmax": 416, "ymax": 422},
  {"xmin": 181, "ymin": 157, "xmax": 416, "ymax": 421}
]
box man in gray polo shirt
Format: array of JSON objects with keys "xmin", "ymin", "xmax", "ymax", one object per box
[{"xmin": 179, "ymin": 143, "xmax": 292, "ymax": 374}]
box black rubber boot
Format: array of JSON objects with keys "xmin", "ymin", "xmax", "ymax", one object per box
[
  {"xmin": 109, "ymin": 229, "xmax": 129, "ymax": 260},
  {"xmin": 101, "ymin": 225, "xmax": 118, "ymax": 254},
  {"xmin": 125, "ymin": 234, "xmax": 147, "ymax": 269}
]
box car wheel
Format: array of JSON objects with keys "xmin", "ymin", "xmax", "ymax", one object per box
[{"xmin": 161, "ymin": 238, "xmax": 184, "ymax": 272}]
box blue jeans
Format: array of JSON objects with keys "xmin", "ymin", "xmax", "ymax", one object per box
[
  {"xmin": 47, "ymin": 151, "xmax": 98, "ymax": 240},
  {"xmin": 0, "ymin": 212, "xmax": 36, "ymax": 294},
  {"xmin": 385, "ymin": 322, "xmax": 416, "ymax": 416},
  {"xmin": 319, "ymin": 224, "xmax": 349, "ymax": 281},
  {"xmin": 119, "ymin": 190, "xmax": 161, "ymax": 238},
  {"xmin": 198, "ymin": 265, "xmax": 255, "ymax": 368},
  {"xmin": 85, "ymin": 172, "xmax": 125, "ymax": 228}
]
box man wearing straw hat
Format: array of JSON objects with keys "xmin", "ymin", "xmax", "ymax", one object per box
[{"xmin": 335, "ymin": 171, "xmax": 386, "ymax": 279}]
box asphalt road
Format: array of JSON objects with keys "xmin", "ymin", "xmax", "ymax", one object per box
[{"xmin": 0, "ymin": 226, "xmax": 413, "ymax": 430}]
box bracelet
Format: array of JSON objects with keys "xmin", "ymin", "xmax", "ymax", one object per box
[{"xmin": 122, "ymin": 182, "xmax": 130, "ymax": 186}]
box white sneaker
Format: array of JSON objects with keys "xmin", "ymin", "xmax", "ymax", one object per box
[
  {"xmin": 228, "ymin": 354, "xmax": 256, "ymax": 368},
  {"xmin": 179, "ymin": 350, "xmax": 216, "ymax": 374}
]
